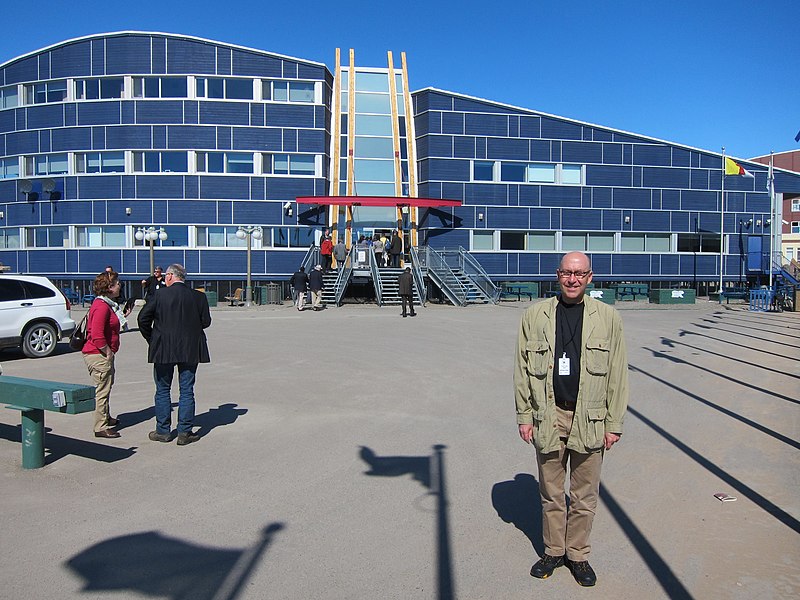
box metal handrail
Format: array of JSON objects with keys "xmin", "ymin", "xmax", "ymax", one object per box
[
  {"xmin": 369, "ymin": 249, "xmax": 384, "ymax": 305},
  {"xmin": 409, "ymin": 246, "xmax": 427, "ymax": 305},
  {"xmin": 332, "ymin": 246, "xmax": 355, "ymax": 306},
  {"xmin": 422, "ymin": 246, "xmax": 467, "ymax": 306},
  {"xmin": 300, "ymin": 245, "xmax": 319, "ymax": 274},
  {"xmin": 456, "ymin": 246, "xmax": 500, "ymax": 303}
]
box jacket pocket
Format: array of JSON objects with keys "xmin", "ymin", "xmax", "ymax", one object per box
[
  {"xmin": 526, "ymin": 340, "xmax": 550, "ymax": 377},
  {"xmin": 586, "ymin": 407, "xmax": 607, "ymax": 449},
  {"xmin": 585, "ymin": 338, "xmax": 610, "ymax": 375}
]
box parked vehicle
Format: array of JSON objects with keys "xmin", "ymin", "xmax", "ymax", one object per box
[{"xmin": 0, "ymin": 275, "xmax": 76, "ymax": 358}]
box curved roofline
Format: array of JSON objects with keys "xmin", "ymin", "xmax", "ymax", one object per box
[
  {"xmin": 0, "ymin": 30, "xmax": 329, "ymax": 71},
  {"xmin": 413, "ymin": 86, "xmax": 782, "ymax": 170}
]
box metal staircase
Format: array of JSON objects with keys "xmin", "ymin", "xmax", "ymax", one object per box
[
  {"xmin": 418, "ymin": 246, "xmax": 499, "ymax": 306},
  {"xmin": 321, "ymin": 246, "xmax": 355, "ymax": 307},
  {"xmin": 371, "ymin": 252, "xmax": 422, "ymax": 306}
]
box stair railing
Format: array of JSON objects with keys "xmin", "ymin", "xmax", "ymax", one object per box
[
  {"xmin": 370, "ymin": 250, "xmax": 384, "ymax": 306},
  {"xmin": 299, "ymin": 245, "xmax": 320, "ymax": 274},
  {"xmin": 456, "ymin": 246, "xmax": 500, "ymax": 303},
  {"xmin": 421, "ymin": 246, "xmax": 467, "ymax": 306},
  {"xmin": 332, "ymin": 246, "xmax": 355, "ymax": 306},
  {"xmin": 409, "ymin": 246, "xmax": 427, "ymax": 305}
]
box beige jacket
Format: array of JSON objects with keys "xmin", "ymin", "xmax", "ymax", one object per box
[{"xmin": 514, "ymin": 296, "xmax": 629, "ymax": 454}]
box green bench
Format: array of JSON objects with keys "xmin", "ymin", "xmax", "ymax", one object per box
[
  {"xmin": 719, "ymin": 287, "xmax": 749, "ymax": 304},
  {"xmin": 1, "ymin": 375, "xmax": 95, "ymax": 469}
]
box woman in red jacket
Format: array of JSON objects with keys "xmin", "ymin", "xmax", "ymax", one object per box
[{"xmin": 83, "ymin": 270, "xmax": 127, "ymax": 439}]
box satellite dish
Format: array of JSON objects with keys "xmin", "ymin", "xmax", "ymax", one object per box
[
  {"xmin": 19, "ymin": 180, "xmax": 33, "ymax": 194},
  {"xmin": 42, "ymin": 178, "xmax": 56, "ymax": 192}
]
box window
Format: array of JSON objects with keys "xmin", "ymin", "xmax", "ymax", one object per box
[
  {"xmin": 621, "ymin": 233, "xmax": 669, "ymax": 252},
  {"xmin": 133, "ymin": 225, "xmax": 188, "ymax": 247},
  {"xmin": 500, "ymin": 231, "xmax": 526, "ymax": 250},
  {"xmin": 270, "ymin": 227, "xmax": 315, "ymax": 248},
  {"xmin": 496, "ymin": 163, "xmax": 584, "ymax": 185},
  {"xmin": 0, "ymin": 157, "xmax": 19, "ymax": 179},
  {"xmin": 265, "ymin": 154, "xmax": 317, "ymax": 176},
  {"xmin": 74, "ymin": 78, "xmax": 123, "ymax": 100},
  {"xmin": 472, "ymin": 230, "xmax": 495, "ymax": 250},
  {"xmin": 501, "ymin": 163, "xmax": 526, "ymax": 182},
  {"xmin": 75, "ymin": 226, "xmax": 125, "ymax": 247},
  {"xmin": 24, "ymin": 80, "xmax": 67, "ymax": 104},
  {"xmin": 791, "ymin": 199, "xmax": 800, "ymax": 212},
  {"xmin": 196, "ymin": 77, "xmax": 253, "ymax": 100},
  {"xmin": 0, "ymin": 228, "xmax": 21, "ymax": 249},
  {"xmin": 75, "ymin": 152, "xmax": 125, "ymax": 174},
  {"xmin": 196, "ymin": 152, "xmax": 254, "ymax": 174},
  {"xmin": 132, "ymin": 77, "xmax": 187, "ymax": 99},
  {"xmin": 587, "ymin": 233, "xmax": 615, "ymax": 251},
  {"xmin": 677, "ymin": 233, "xmax": 720, "ymax": 253},
  {"xmin": 133, "ymin": 151, "xmax": 188, "ymax": 173},
  {"xmin": 561, "ymin": 164, "xmax": 583, "ymax": 185},
  {"xmin": 24, "ymin": 153, "xmax": 68, "ymax": 176},
  {"xmin": 645, "ymin": 233, "xmax": 670, "ymax": 252},
  {"xmin": 196, "ymin": 226, "xmax": 248, "ymax": 247},
  {"xmin": 263, "ymin": 80, "xmax": 316, "ymax": 103},
  {"xmin": 562, "ymin": 233, "xmax": 587, "ymax": 251},
  {"xmin": 527, "ymin": 164, "xmax": 556, "ymax": 183},
  {"xmin": 0, "ymin": 85, "xmax": 18, "ymax": 109},
  {"xmin": 792, "ymin": 221, "xmax": 800, "ymax": 234},
  {"xmin": 26, "ymin": 227, "xmax": 67, "ymax": 248},
  {"xmin": 527, "ymin": 232, "xmax": 556, "ymax": 250},
  {"xmin": 471, "ymin": 161, "xmax": 496, "ymax": 181}
]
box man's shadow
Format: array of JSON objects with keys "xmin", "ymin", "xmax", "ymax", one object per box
[
  {"xmin": 116, "ymin": 403, "xmax": 247, "ymax": 439},
  {"xmin": 491, "ymin": 473, "xmax": 544, "ymax": 556}
]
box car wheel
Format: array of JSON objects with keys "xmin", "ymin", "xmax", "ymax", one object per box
[{"xmin": 22, "ymin": 322, "xmax": 58, "ymax": 358}]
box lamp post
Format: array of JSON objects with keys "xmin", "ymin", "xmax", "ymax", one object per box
[
  {"xmin": 135, "ymin": 226, "xmax": 168, "ymax": 275},
  {"xmin": 236, "ymin": 226, "xmax": 263, "ymax": 307}
]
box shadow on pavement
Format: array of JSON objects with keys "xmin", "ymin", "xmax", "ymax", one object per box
[
  {"xmin": 491, "ymin": 473, "xmax": 544, "ymax": 556},
  {"xmin": 66, "ymin": 523, "xmax": 284, "ymax": 600},
  {"xmin": 0, "ymin": 423, "xmax": 136, "ymax": 465},
  {"xmin": 195, "ymin": 403, "xmax": 248, "ymax": 439}
]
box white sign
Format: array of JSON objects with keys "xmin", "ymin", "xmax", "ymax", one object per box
[
  {"xmin": 671, "ymin": 290, "xmax": 685, "ymax": 299},
  {"xmin": 589, "ymin": 290, "xmax": 604, "ymax": 298}
]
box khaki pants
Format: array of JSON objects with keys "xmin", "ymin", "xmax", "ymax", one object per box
[
  {"xmin": 536, "ymin": 405, "xmax": 603, "ymax": 562},
  {"xmin": 311, "ymin": 290, "xmax": 322, "ymax": 309},
  {"xmin": 83, "ymin": 353, "xmax": 115, "ymax": 432}
]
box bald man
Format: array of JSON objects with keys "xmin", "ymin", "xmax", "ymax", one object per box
[{"xmin": 514, "ymin": 252, "xmax": 629, "ymax": 587}]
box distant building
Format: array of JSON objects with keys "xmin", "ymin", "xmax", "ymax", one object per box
[
  {"xmin": 751, "ymin": 150, "xmax": 800, "ymax": 265},
  {"xmin": 2, "ymin": 31, "xmax": 799, "ymax": 298}
]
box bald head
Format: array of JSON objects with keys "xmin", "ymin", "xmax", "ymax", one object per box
[
  {"xmin": 559, "ymin": 252, "xmax": 591, "ymax": 272},
  {"xmin": 557, "ymin": 252, "xmax": 593, "ymax": 304}
]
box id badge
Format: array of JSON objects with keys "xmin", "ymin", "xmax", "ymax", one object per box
[{"xmin": 558, "ymin": 352, "xmax": 570, "ymax": 376}]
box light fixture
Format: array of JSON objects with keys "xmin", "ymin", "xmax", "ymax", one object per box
[
  {"xmin": 624, "ymin": 216, "xmax": 631, "ymax": 224},
  {"xmin": 42, "ymin": 178, "xmax": 59, "ymax": 201},
  {"xmin": 135, "ymin": 226, "xmax": 168, "ymax": 274},
  {"xmin": 0, "ymin": 211, "xmax": 4, "ymax": 219},
  {"xmin": 236, "ymin": 226, "xmax": 264, "ymax": 307},
  {"xmin": 478, "ymin": 212, "xmax": 484, "ymax": 221},
  {"xmin": 755, "ymin": 219, "xmax": 761, "ymax": 227},
  {"xmin": 283, "ymin": 201, "xmax": 293, "ymax": 217},
  {"xmin": 125, "ymin": 207, "xmax": 132, "ymax": 216},
  {"xmin": 19, "ymin": 180, "xmax": 37, "ymax": 202}
]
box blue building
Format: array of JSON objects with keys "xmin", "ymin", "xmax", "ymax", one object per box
[{"xmin": 1, "ymin": 32, "xmax": 798, "ymax": 301}]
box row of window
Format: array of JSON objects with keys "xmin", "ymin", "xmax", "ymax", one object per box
[
  {"xmin": 0, "ymin": 225, "xmax": 317, "ymax": 249},
  {"xmin": 471, "ymin": 230, "xmax": 722, "ymax": 254},
  {"xmin": 1, "ymin": 151, "xmax": 321, "ymax": 178},
  {"xmin": 0, "ymin": 76, "xmax": 320, "ymax": 108},
  {"xmin": 472, "ymin": 160, "xmax": 584, "ymax": 185}
]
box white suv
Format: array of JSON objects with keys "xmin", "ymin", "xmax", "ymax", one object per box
[{"xmin": 0, "ymin": 275, "xmax": 76, "ymax": 358}]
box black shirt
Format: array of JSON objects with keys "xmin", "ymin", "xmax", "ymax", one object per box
[{"xmin": 553, "ymin": 299, "xmax": 584, "ymax": 408}]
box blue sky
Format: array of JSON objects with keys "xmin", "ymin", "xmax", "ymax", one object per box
[{"xmin": 2, "ymin": 0, "xmax": 796, "ymax": 161}]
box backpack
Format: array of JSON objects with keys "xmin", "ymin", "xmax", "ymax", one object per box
[{"xmin": 69, "ymin": 313, "xmax": 89, "ymax": 351}]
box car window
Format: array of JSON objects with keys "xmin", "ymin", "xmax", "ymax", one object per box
[
  {"xmin": 0, "ymin": 280, "xmax": 26, "ymax": 301},
  {"xmin": 21, "ymin": 281, "xmax": 57, "ymax": 299}
]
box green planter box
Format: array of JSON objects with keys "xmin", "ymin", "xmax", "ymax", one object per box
[
  {"xmin": 649, "ymin": 289, "xmax": 695, "ymax": 304},
  {"xmin": 587, "ymin": 289, "xmax": 615, "ymax": 304},
  {"xmin": 204, "ymin": 291, "xmax": 218, "ymax": 307}
]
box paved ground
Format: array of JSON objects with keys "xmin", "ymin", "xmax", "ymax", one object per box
[{"xmin": 1, "ymin": 298, "xmax": 798, "ymax": 599}]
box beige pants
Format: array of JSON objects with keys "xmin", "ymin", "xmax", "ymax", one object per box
[
  {"xmin": 83, "ymin": 353, "xmax": 115, "ymax": 432},
  {"xmin": 311, "ymin": 290, "xmax": 322, "ymax": 309},
  {"xmin": 536, "ymin": 405, "xmax": 603, "ymax": 562}
]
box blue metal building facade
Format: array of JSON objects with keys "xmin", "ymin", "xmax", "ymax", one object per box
[
  {"xmin": 413, "ymin": 89, "xmax": 800, "ymax": 283},
  {"xmin": 1, "ymin": 32, "xmax": 799, "ymax": 288},
  {"xmin": 0, "ymin": 32, "xmax": 331, "ymax": 287}
]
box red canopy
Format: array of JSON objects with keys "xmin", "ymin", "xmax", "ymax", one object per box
[{"xmin": 295, "ymin": 196, "xmax": 461, "ymax": 208}]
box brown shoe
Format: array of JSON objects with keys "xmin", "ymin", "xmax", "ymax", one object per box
[
  {"xmin": 108, "ymin": 417, "xmax": 120, "ymax": 427},
  {"xmin": 94, "ymin": 429, "xmax": 121, "ymax": 439}
]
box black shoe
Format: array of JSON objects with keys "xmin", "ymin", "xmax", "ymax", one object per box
[
  {"xmin": 402, "ymin": 314, "xmax": 407, "ymax": 318},
  {"xmin": 148, "ymin": 431, "xmax": 173, "ymax": 443},
  {"xmin": 95, "ymin": 429, "xmax": 121, "ymax": 439},
  {"xmin": 567, "ymin": 559, "xmax": 596, "ymax": 587},
  {"xmin": 530, "ymin": 554, "xmax": 564, "ymax": 579},
  {"xmin": 177, "ymin": 431, "xmax": 200, "ymax": 446},
  {"xmin": 409, "ymin": 312, "xmax": 417, "ymax": 317}
]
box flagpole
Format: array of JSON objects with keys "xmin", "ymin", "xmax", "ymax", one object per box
[
  {"xmin": 768, "ymin": 151, "xmax": 774, "ymax": 289},
  {"xmin": 719, "ymin": 147, "xmax": 725, "ymax": 294}
]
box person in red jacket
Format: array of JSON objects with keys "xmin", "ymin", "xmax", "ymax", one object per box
[
  {"xmin": 320, "ymin": 235, "xmax": 334, "ymax": 272},
  {"xmin": 82, "ymin": 270, "xmax": 127, "ymax": 439}
]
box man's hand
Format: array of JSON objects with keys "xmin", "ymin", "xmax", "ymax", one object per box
[
  {"xmin": 518, "ymin": 424, "xmax": 535, "ymax": 444},
  {"xmin": 604, "ymin": 432, "xmax": 621, "ymax": 450}
]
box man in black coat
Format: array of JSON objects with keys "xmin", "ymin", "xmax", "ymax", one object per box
[
  {"xmin": 308, "ymin": 265, "xmax": 324, "ymax": 311},
  {"xmin": 398, "ymin": 267, "xmax": 417, "ymax": 318},
  {"xmin": 138, "ymin": 263, "xmax": 211, "ymax": 445},
  {"xmin": 389, "ymin": 231, "xmax": 403, "ymax": 268},
  {"xmin": 290, "ymin": 266, "xmax": 309, "ymax": 311}
]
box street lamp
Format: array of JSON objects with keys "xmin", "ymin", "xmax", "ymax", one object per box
[
  {"xmin": 236, "ymin": 226, "xmax": 263, "ymax": 307},
  {"xmin": 135, "ymin": 226, "xmax": 168, "ymax": 275}
]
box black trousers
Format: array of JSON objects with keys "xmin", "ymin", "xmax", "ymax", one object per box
[{"xmin": 401, "ymin": 294, "xmax": 416, "ymax": 316}]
